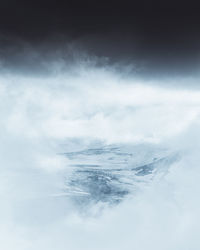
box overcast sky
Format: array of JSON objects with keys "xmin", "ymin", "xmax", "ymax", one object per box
[{"xmin": 0, "ymin": 0, "xmax": 200, "ymax": 75}]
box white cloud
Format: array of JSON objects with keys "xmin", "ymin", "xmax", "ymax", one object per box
[{"xmin": 1, "ymin": 64, "xmax": 200, "ymax": 249}]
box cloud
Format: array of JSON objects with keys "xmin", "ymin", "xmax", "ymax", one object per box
[{"xmin": 1, "ymin": 61, "xmax": 200, "ymax": 249}]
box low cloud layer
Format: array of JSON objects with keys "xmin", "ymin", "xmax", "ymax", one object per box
[{"xmin": 1, "ymin": 61, "xmax": 200, "ymax": 249}]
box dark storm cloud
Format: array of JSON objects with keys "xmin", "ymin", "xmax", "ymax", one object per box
[
  {"xmin": 0, "ymin": 0, "xmax": 200, "ymax": 75},
  {"xmin": 1, "ymin": 0, "xmax": 199, "ymax": 41}
]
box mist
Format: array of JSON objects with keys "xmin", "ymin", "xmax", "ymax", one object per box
[{"xmin": 1, "ymin": 57, "xmax": 200, "ymax": 250}]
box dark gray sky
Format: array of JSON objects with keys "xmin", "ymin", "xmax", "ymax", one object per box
[{"xmin": 0, "ymin": 0, "xmax": 200, "ymax": 75}]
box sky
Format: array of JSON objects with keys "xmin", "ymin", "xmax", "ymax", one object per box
[{"xmin": 0, "ymin": 0, "xmax": 200, "ymax": 75}]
